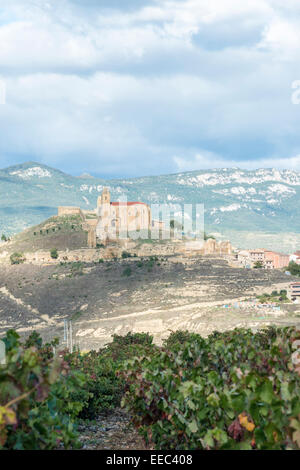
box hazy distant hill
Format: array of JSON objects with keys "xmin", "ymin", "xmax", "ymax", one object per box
[{"xmin": 0, "ymin": 162, "xmax": 299, "ymax": 251}]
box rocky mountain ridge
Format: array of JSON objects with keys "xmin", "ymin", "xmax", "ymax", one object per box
[{"xmin": 0, "ymin": 162, "xmax": 299, "ymax": 251}]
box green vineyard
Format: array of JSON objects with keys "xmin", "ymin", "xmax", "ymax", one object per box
[{"xmin": 1, "ymin": 327, "xmax": 300, "ymax": 450}]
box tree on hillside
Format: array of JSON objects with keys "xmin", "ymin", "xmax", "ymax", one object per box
[
  {"xmin": 204, "ymin": 232, "xmax": 216, "ymax": 241},
  {"xmin": 50, "ymin": 248, "xmax": 59, "ymax": 259},
  {"xmin": 288, "ymin": 261, "xmax": 300, "ymax": 276},
  {"xmin": 10, "ymin": 252, "xmax": 26, "ymax": 265}
]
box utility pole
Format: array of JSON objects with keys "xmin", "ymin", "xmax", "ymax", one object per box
[
  {"xmin": 69, "ymin": 321, "xmax": 73, "ymax": 354},
  {"xmin": 63, "ymin": 319, "xmax": 74, "ymax": 353},
  {"xmin": 66, "ymin": 320, "xmax": 69, "ymax": 351}
]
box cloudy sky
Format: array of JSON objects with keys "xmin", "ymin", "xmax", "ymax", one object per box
[{"xmin": 0, "ymin": 0, "xmax": 300, "ymax": 177}]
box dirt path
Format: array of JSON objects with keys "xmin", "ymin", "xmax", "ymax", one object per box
[{"xmin": 78, "ymin": 409, "xmax": 148, "ymax": 450}]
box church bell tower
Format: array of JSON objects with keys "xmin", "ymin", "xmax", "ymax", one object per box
[{"xmin": 97, "ymin": 187, "xmax": 111, "ymax": 218}]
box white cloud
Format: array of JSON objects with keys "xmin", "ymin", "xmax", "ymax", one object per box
[{"xmin": 0, "ymin": 0, "xmax": 300, "ymax": 176}]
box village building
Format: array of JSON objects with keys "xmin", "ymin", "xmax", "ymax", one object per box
[
  {"xmin": 237, "ymin": 249, "xmax": 290, "ymax": 269},
  {"xmin": 264, "ymin": 251, "xmax": 290, "ymax": 269},
  {"xmin": 290, "ymin": 252, "xmax": 300, "ymax": 265},
  {"xmin": 290, "ymin": 282, "xmax": 300, "ymax": 302},
  {"xmin": 249, "ymin": 249, "xmax": 265, "ymax": 263},
  {"xmin": 237, "ymin": 250, "xmax": 252, "ymax": 268}
]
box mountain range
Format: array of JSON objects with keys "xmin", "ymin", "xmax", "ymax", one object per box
[{"xmin": 0, "ymin": 162, "xmax": 299, "ymax": 252}]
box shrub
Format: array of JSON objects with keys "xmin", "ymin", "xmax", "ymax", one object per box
[
  {"xmin": 70, "ymin": 262, "xmax": 84, "ymax": 276},
  {"xmin": 204, "ymin": 232, "xmax": 215, "ymax": 241},
  {"xmin": 50, "ymin": 248, "xmax": 59, "ymax": 259},
  {"xmin": 254, "ymin": 261, "xmax": 264, "ymax": 269},
  {"xmin": 10, "ymin": 252, "xmax": 26, "ymax": 265},
  {"xmin": 65, "ymin": 332, "xmax": 156, "ymax": 420},
  {"xmin": 107, "ymin": 332, "xmax": 153, "ymax": 352},
  {"xmin": 65, "ymin": 350, "xmax": 121, "ymax": 419},
  {"xmin": 287, "ymin": 262, "xmax": 300, "ymax": 276},
  {"xmin": 163, "ymin": 330, "xmax": 201, "ymax": 351},
  {"xmin": 146, "ymin": 258, "xmax": 156, "ymax": 271},
  {"xmin": 122, "ymin": 251, "xmax": 132, "ymax": 259},
  {"xmin": 119, "ymin": 327, "xmax": 300, "ymax": 450},
  {"xmin": 122, "ymin": 266, "xmax": 132, "ymax": 277},
  {"xmin": 0, "ymin": 330, "xmax": 84, "ymax": 449}
]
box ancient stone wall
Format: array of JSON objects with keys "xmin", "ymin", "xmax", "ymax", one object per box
[
  {"xmin": 1, "ymin": 235, "xmax": 233, "ymax": 265},
  {"xmin": 23, "ymin": 248, "xmax": 109, "ymax": 264},
  {"xmin": 58, "ymin": 207, "xmax": 85, "ymax": 220}
]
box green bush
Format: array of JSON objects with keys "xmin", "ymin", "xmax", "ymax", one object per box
[
  {"xmin": 10, "ymin": 252, "xmax": 26, "ymax": 265},
  {"xmin": 0, "ymin": 331, "xmax": 84, "ymax": 449},
  {"xmin": 204, "ymin": 232, "xmax": 216, "ymax": 241},
  {"xmin": 163, "ymin": 330, "xmax": 201, "ymax": 351},
  {"xmin": 254, "ymin": 261, "xmax": 264, "ymax": 269},
  {"xmin": 287, "ymin": 262, "xmax": 300, "ymax": 276},
  {"xmin": 257, "ymin": 290, "xmax": 289, "ymax": 304},
  {"xmin": 119, "ymin": 327, "xmax": 300, "ymax": 450},
  {"xmin": 107, "ymin": 332, "xmax": 154, "ymax": 354},
  {"xmin": 122, "ymin": 266, "xmax": 132, "ymax": 277},
  {"xmin": 65, "ymin": 332, "xmax": 156, "ymax": 420},
  {"xmin": 50, "ymin": 248, "xmax": 59, "ymax": 259},
  {"xmin": 5, "ymin": 326, "xmax": 300, "ymax": 451},
  {"xmin": 64, "ymin": 350, "xmax": 121, "ymax": 420}
]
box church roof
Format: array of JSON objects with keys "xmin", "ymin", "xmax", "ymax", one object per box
[{"xmin": 110, "ymin": 202, "xmax": 148, "ymax": 206}]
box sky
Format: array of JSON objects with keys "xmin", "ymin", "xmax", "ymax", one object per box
[{"xmin": 0, "ymin": 0, "xmax": 300, "ymax": 177}]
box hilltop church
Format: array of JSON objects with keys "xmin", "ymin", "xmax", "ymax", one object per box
[
  {"xmin": 58, "ymin": 188, "xmax": 153, "ymax": 246},
  {"xmin": 57, "ymin": 188, "xmax": 232, "ymax": 254},
  {"xmin": 96, "ymin": 188, "xmax": 152, "ymax": 241}
]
